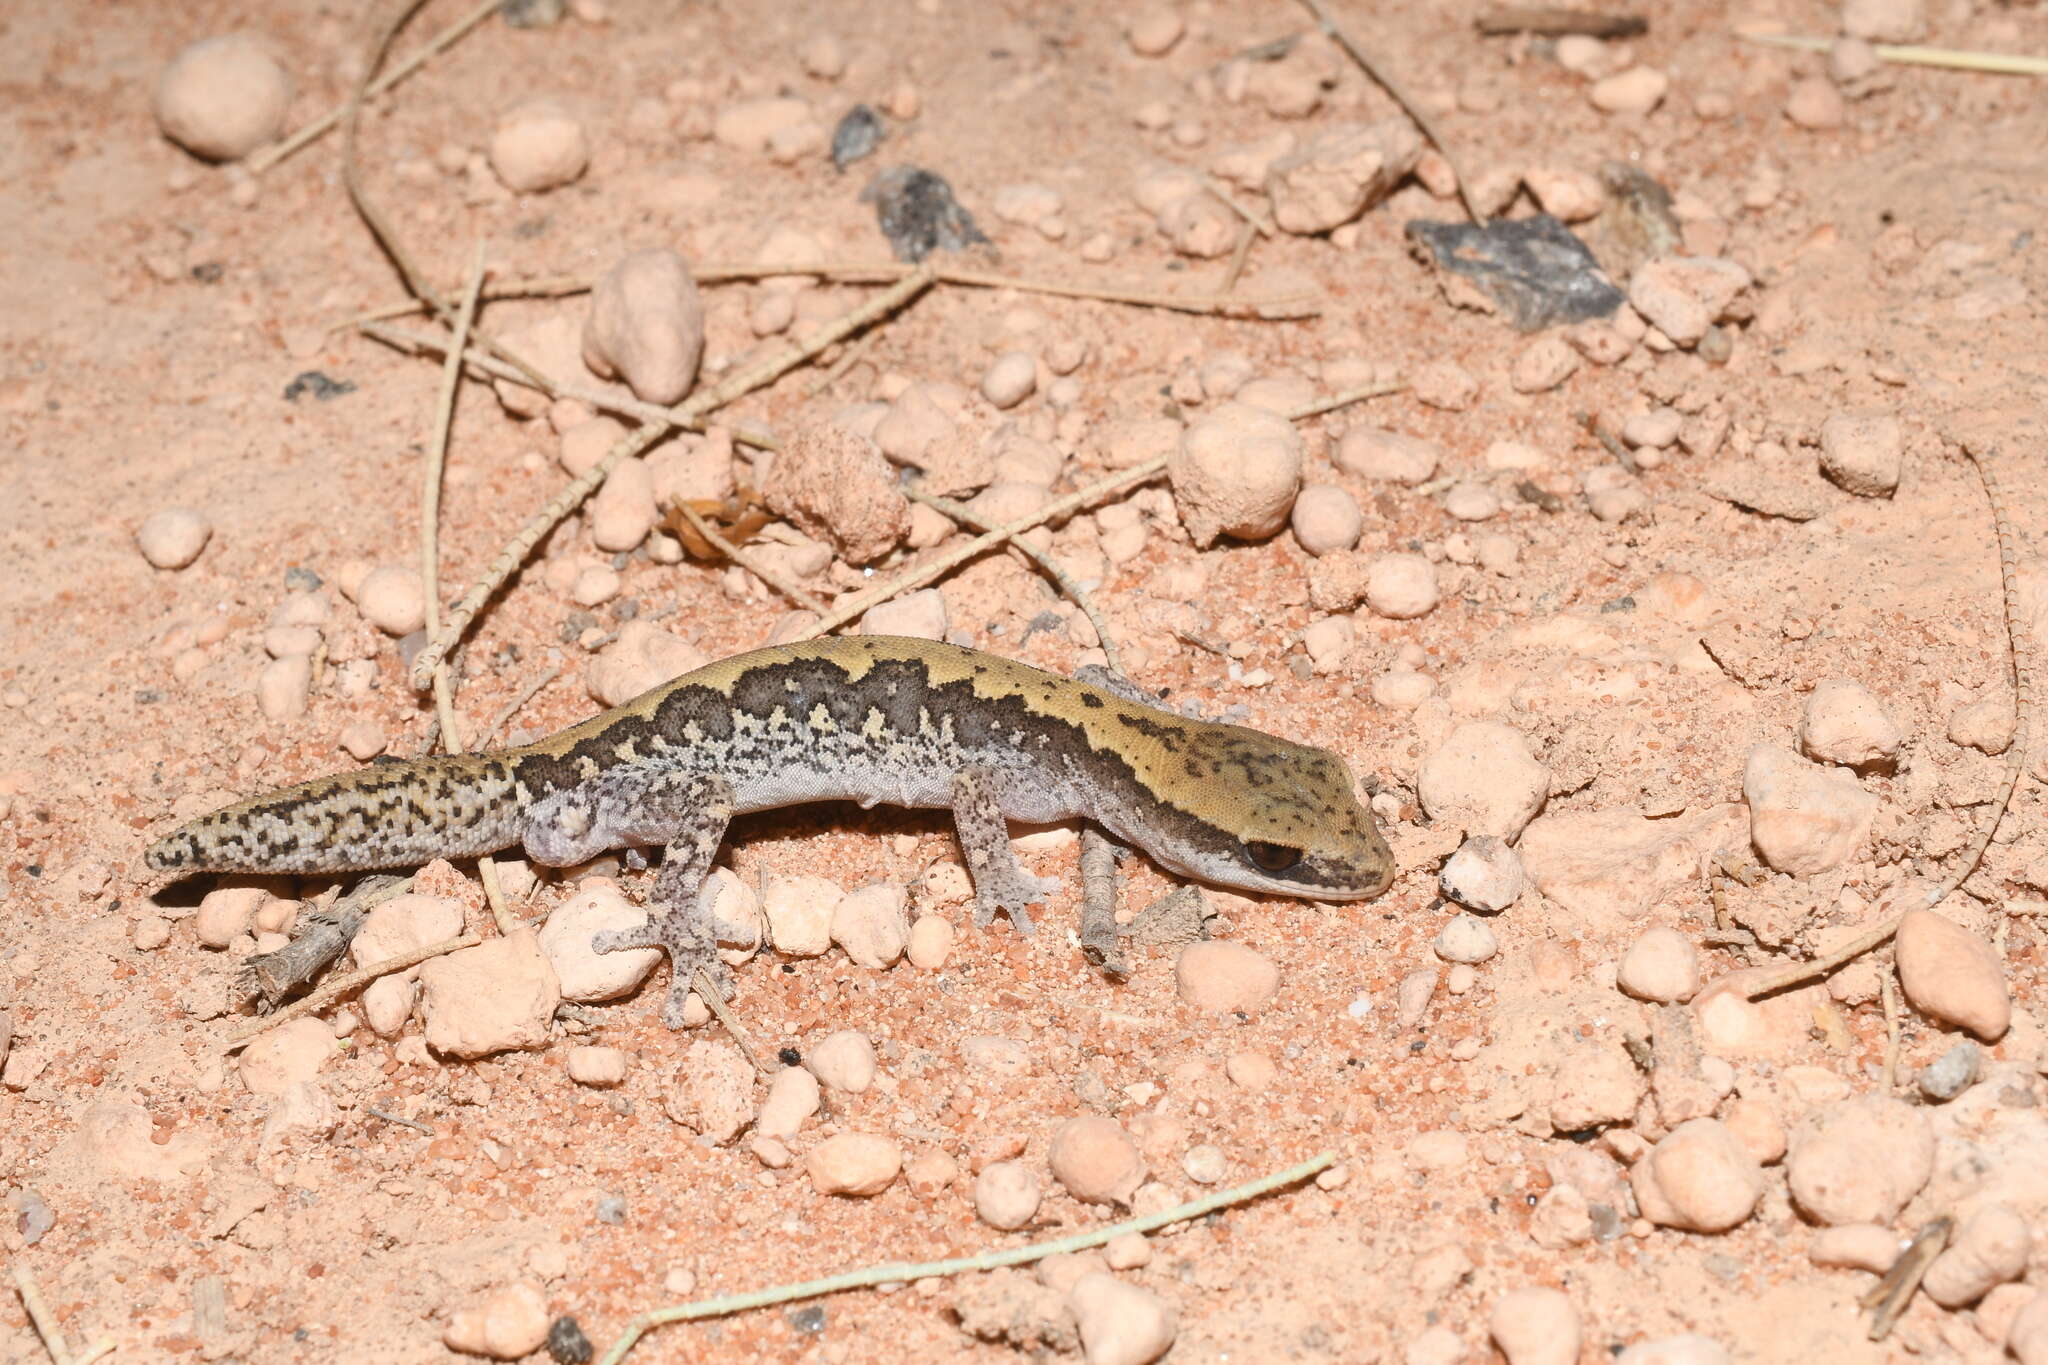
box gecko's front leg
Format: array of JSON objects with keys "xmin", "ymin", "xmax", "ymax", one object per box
[
  {"xmin": 523, "ymin": 767, "xmax": 738, "ymax": 1029},
  {"xmin": 950, "ymin": 766, "xmax": 1060, "ymax": 934}
]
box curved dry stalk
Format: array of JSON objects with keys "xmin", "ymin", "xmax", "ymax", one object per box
[
  {"xmin": 675, "ymin": 502, "xmax": 828, "ymax": 614},
  {"xmin": 595, "ymin": 1151, "xmax": 1335, "ymax": 1364},
  {"xmin": 225, "ymin": 933, "xmax": 481, "ymax": 1050}
]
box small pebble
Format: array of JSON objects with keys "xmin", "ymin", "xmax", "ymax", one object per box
[
  {"xmin": 1798, "ymin": 679, "xmax": 1903, "ymax": 767},
  {"xmin": 974, "ymin": 1161, "xmax": 1042, "ymax": 1230},
  {"xmin": 1442, "ymin": 483, "xmax": 1500, "ymax": 522},
  {"xmin": 906, "ymin": 913, "xmax": 954, "ymax": 969},
  {"xmin": 195, "ymin": 886, "xmax": 266, "ymax": 949},
  {"xmin": 1224, "ymin": 1050, "xmax": 1277, "ymax": 1091},
  {"xmin": 1511, "ymin": 335, "xmax": 1580, "ymax": 393},
  {"xmin": 1590, "ymin": 65, "xmax": 1669, "ymax": 115},
  {"xmin": 1948, "ymin": 699, "xmax": 2015, "ymax": 754},
  {"xmin": 137, "ymin": 509, "xmax": 212, "ymax": 569},
  {"xmin": 762, "ymin": 873, "xmax": 840, "ymax": 956},
  {"xmin": 565, "ymin": 1045, "xmax": 627, "ymax": 1087},
  {"xmin": 1922, "ymin": 1203, "xmax": 2031, "ymax": 1307},
  {"xmin": 1181, "ymin": 1144, "xmax": 1226, "ymax": 1185},
  {"xmin": 1433, "ymin": 914, "xmax": 1497, "ymax": 965},
  {"xmin": 1126, "ymin": 7, "xmax": 1185, "ymax": 57},
  {"xmin": 1168, "ymin": 403, "xmax": 1304, "ymax": 547},
  {"xmin": 1785, "ymin": 77, "xmax": 1845, "ymax": 130},
  {"xmin": 1785, "ymin": 1095, "xmax": 1932, "ymax": 1224},
  {"xmin": 756, "ymin": 1065, "xmax": 822, "ymax": 1140},
  {"xmin": 798, "ymin": 32, "xmax": 846, "ymax": 80},
  {"xmin": 1721, "ymin": 1098, "xmax": 1785, "ymax": 1164},
  {"xmin": 981, "ymin": 351, "xmax": 1038, "ymax": 409},
  {"xmin": 1616, "ymin": 926, "xmax": 1700, "ymax": 1003},
  {"xmin": 1438, "ymin": 834, "xmax": 1523, "ymax": 912},
  {"xmin": 570, "ymin": 565, "xmax": 620, "ymax": 607},
  {"xmin": 1743, "ymin": 744, "xmax": 1876, "ymax": 876},
  {"xmin": 583, "ymin": 249, "xmax": 705, "ymax": 406},
  {"xmin": 1104, "ymin": 1233, "xmax": 1152, "ymax": 1270},
  {"xmin": 356, "ymin": 565, "xmax": 427, "ymax": 636},
  {"xmin": 416, "ymin": 930, "xmax": 560, "ymax": 1058},
  {"xmin": 1818, "ymin": 411, "xmax": 1902, "ymax": 498},
  {"xmin": 2014, "ymin": 1294, "xmax": 2048, "ymax": 1365},
  {"xmin": 1335, "ymin": 427, "xmax": 1439, "ymax": 484},
  {"xmin": 807, "ymin": 1028, "xmax": 877, "ymax": 1093},
  {"xmin": 154, "ymin": 34, "xmax": 292, "ymax": 161},
  {"xmin": 535, "ymin": 881, "xmax": 660, "ymax": 1001},
  {"xmin": 1419, "ymin": 722, "xmax": 1549, "ymax": 841},
  {"xmin": 1489, "ymin": 1286, "xmax": 1581, "ymax": 1365},
  {"xmin": 1301, "ymin": 615, "xmax": 1355, "ymax": 672},
  {"xmin": 1068, "ymin": 1273, "xmax": 1177, "ymax": 1365},
  {"xmin": 1049, "ymin": 1116, "xmax": 1147, "ymax": 1204},
  {"xmin": 1174, "ymin": 940, "xmax": 1280, "ymax": 1013},
  {"xmin": 1895, "ymin": 908, "xmax": 2010, "ymax": 1040},
  {"xmin": 490, "ymin": 98, "xmax": 590, "ymax": 193},
  {"xmin": 905, "ymin": 1149, "xmax": 959, "ymax": 1198},
  {"xmin": 1809, "ymin": 1223, "xmax": 1903, "ymax": 1272},
  {"xmin": 1629, "ymin": 256, "xmax": 1751, "ymax": 348},
  {"xmin": 589, "ymin": 457, "xmax": 658, "ymax": 552},
  {"xmin": 1364, "ymin": 552, "xmax": 1438, "ymax": 619},
  {"xmin": 443, "ymin": 1281, "xmax": 551, "ymax": 1360},
  {"xmin": 830, "ymin": 883, "xmax": 908, "ymax": 968},
  {"xmin": 1290, "ymin": 484, "xmax": 1363, "ymax": 555},
  {"xmin": 1637, "ymin": 1118, "xmax": 1762, "ymax": 1232},
  {"xmin": 860, "ymin": 588, "xmax": 948, "ymax": 640},
  {"xmin": 256, "ymin": 655, "xmax": 311, "ymax": 723},
  {"xmin": 808, "ymin": 1133, "xmax": 901, "ymax": 1197},
  {"xmin": 1918, "ymin": 1039, "xmax": 1981, "ymax": 1101}
]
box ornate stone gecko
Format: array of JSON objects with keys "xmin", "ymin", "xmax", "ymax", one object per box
[{"xmin": 147, "ymin": 637, "xmax": 1397, "ymax": 1025}]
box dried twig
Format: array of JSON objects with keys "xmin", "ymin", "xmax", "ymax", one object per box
[
  {"xmin": 225, "ymin": 934, "xmax": 482, "ymax": 1049},
  {"xmin": 367, "ymin": 1107, "xmax": 436, "ymax": 1135},
  {"xmin": 675, "ymin": 502, "xmax": 828, "ymax": 613},
  {"xmin": 409, "ymin": 266, "xmax": 939, "ymax": 688},
  {"xmin": 1297, "ymin": 0, "xmax": 1484, "ymax": 226},
  {"xmin": 1881, "ymin": 974, "xmax": 1902, "ymax": 1092},
  {"xmin": 595, "ymin": 1150, "xmax": 1336, "ymax": 1364},
  {"xmin": 477, "ymin": 664, "xmax": 564, "ymax": 749},
  {"xmin": 419, "ymin": 247, "xmax": 516, "ymax": 935},
  {"xmin": 1475, "ymin": 7, "xmax": 1647, "ymax": 37},
  {"xmin": 246, "ymin": 0, "xmax": 503, "ymax": 175},
  {"xmin": 1863, "ymin": 1216, "xmax": 1951, "ymax": 1340},
  {"xmin": 690, "ymin": 972, "xmax": 764, "ymax": 1074},
  {"xmin": 1745, "ymin": 443, "xmax": 2030, "ymax": 999},
  {"xmin": 900, "ymin": 484, "xmax": 1121, "ymax": 674},
  {"xmin": 1739, "ymin": 31, "xmax": 2048, "ymax": 76},
  {"xmin": 12, "ymin": 1263, "xmax": 77, "ymax": 1365}
]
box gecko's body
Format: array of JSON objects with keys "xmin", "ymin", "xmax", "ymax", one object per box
[{"xmin": 147, "ymin": 637, "xmax": 1395, "ymax": 1024}]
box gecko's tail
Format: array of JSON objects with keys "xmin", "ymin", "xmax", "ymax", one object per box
[{"xmin": 144, "ymin": 754, "xmax": 527, "ymax": 878}]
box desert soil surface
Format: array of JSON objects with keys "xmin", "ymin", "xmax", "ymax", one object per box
[{"xmin": 4, "ymin": 0, "xmax": 2048, "ymax": 1362}]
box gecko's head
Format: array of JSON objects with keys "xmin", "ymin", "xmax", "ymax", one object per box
[{"xmin": 1121, "ymin": 720, "xmax": 1396, "ymax": 902}]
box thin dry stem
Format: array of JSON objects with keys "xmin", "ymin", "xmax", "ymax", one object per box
[
  {"xmin": 477, "ymin": 664, "xmax": 563, "ymax": 748},
  {"xmin": 677, "ymin": 502, "xmax": 828, "ymax": 613},
  {"xmin": 225, "ymin": 934, "xmax": 483, "ymax": 1049},
  {"xmin": 596, "ymin": 1150, "xmax": 1335, "ymax": 1364},
  {"xmin": 1738, "ymin": 31, "xmax": 2048, "ymax": 75},
  {"xmin": 247, "ymin": 0, "xmax": 502, "ymax": 174},
  {"xmin": 900, "ymin": 484, "xmax": 1122, "ymax": 675},
  {"xmin": 1298, "ymin": 0, "xmax": 1485, "ymax": 226},
  {"xmin": 409, "ymin": 267, "xmax": 937, "ymax": 688},
  {"xmin": 11, "ymin": 1263, "xmax": 74, "ymax": 1365},
  {"xmin": 1746, "ymin": 442, "xmax": 2031, "ymax": 999}
]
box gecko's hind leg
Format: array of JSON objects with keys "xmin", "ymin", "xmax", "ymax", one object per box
[{"xmin": 950, "ymin": 767, "xmax": 1060, "ymax": 934}]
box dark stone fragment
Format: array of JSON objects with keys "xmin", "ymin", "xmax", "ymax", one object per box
[
  {"xmin": 831, "ymin": 104, "xmax": 885, "ymax": 171},
  {"xmin": 1405, "ymin": 213, "xmax": 1623, "ymax": 332},
  {"xmin": 283, "ymin": 371, "xmax": 356, "ymax": 402},
  {"xmin": 861, "ymin": 166, "xmax": 989, "ymax": 263},
  {"xmin": 546, "ymin": 1315, "xmax": 593, "ymax": 1365}
]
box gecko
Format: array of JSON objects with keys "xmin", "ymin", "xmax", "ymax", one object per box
[{"xmin": 146, "ymin": 636, "xmax": 1397, "ymax": 1026}]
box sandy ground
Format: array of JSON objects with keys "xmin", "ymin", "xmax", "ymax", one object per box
[{"xmin": 4, "ymin": 0, "xmax": 2048, "ymax": 1362}]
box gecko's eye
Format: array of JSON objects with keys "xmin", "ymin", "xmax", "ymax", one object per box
[{"xmin": 1242, "ymin": 840, "xmax": 1302, "ymax": 874}]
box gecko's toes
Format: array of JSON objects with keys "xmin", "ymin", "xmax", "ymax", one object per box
[
  {"xmin": 972, "ymin": 872, "xmax": 1060, "ymax": 934},
  {"xmin": 659, "ymin": 958, "xmax": 732, "ymax": 1030}
]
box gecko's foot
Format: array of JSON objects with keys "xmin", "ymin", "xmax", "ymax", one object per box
[
  {"xmin": 972, "ymin": 868, "xmax": 1061, "ymax": 935},
  {"xmin": 594, "ymin": 907, "xmax": 730, "ymax": 1030}
]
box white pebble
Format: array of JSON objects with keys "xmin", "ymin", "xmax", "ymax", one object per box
[
  {"xmin": 1922, "ymin": 1203, "xmax": 2030, "ymax": 1307},
  {"xmin": 442, "ymin": 1281, "xmax": 550, "ymax": 1361},
  {"xmin": 798, "ymin": 33, "xmax": 846, "ymax": 79},
  {"xmin": 1418, "ymin": 722, "xmax": 1549, "ymax": 841},
  {"xmin": 569, "ymin": 565, "xmax": 620, "ymax": 607},
  {"xmin": 1364, "ymin": 552, "xmax": 1439, "ymax": 619},
  {"xmin": 589, "ymin": 456, "xmax": 658, "ymax": 552},
  {"xmin": 981, "ymin": 352, "xmax": 1038, "ymax": 409},
  {"xmin": 1637, "ymin": 1118, "xmax": 1763, "ymax": 1232},
  {"xmin": 1442, "ymin": 483, "xmax": 1501, "ymax": 522},
  {"xmin": 1818, "ymin": 411, "xmax": 1903, "ymax": 498},
  {"xmin": 1126, "ymin": 7, "xmax": 1185, "ymax": 56},
  {"xmin": 1616, "ymin": 926, "xmax": 1699, "ymax": 1003},
  {"xmin": 1168, "ymin": 402, "xmax": 1304, "ymax": 547},
  {"xmin": 1589, "ymin": 65, "xmax": 1669, "ymax": 115},
  {"xmin": 762, "ymin": 873, "xmax": 840, "ymax": 956},
  {"xmin": 1433, "ymin": 914, "xmax": 1498, "ymax": 965},
  {"xmin": 256, "ymin": 655, "xmax": 311, "ymax": 723},
  {"xmin": 974, "ymin": 1161, "xmax": 1043, "ymax": 1230},
  {"xmin": 356, "ymin": 565, "xmax": 426, "ymax": 636},
  {"xmin": 1301, "ymin": 615, "xmax": 1355, "ymax": 672},
  {"xmin": 1949, "ymin": 699, "xmax": 2015, "ymax": 754},
  {"xmin": 1175, "ymin": 940, "xmax": 1280, "ymax": 1012},
  {"xmin": 535, "ymin": 880, "xmax": 661, "ymax": 1001},
  {"xmin": 860, "ymin": 588, "xmax": 948, "ymax": 641},
  {"xmin": 565, "ymin": 1045, "xmax": 627, "ymax": 1087},
  {"xmin": 807, "ymin": 1133, "xmax": 901, "ymax": 1197},
  {"xmin": 1785, "ymin": 1096, "xmax": 1932, "ymax": 1224},
  {"xmin": 1896, "ymin": 908, "xmax": 2011, "ymax": 1041},
  {"xmin": 1291, "ymin": 484, "xmax": 1363, "ymax": 555},
  {"xmin": 1182, "ymin": 1144, "xmax": 1227, "ymax": 1184},
  {"xmin": 807, "ymin": 1028, "xmax": 877, "ymax": 1093},
  {"xmin": 1068, "ymin": 1273, "xmax": 1177, "ymax": 1365},
  {"xmin": 1438, "ymin": 835, "xmax": 1523, "ymax": 912},
  {"xmin": 154, "ymin": 35, "xmax": 292, "ymax": 162},
  {"xmin": 1798, "ymin": 679, "xmax": 1903, "ymax": 767},
  {"xmin": 1511, "ymin": 335, "xmax": 1580, "ymax": 393},
  {"xmin": 1743, "ymin": 744, "xmax": 1876, "ymax": 876},
  {"xmin": 136, "ymin": 509, "xmax": 212, "ymax": 569},
  {"xmin": 1050, "ymin": 1116, "xmax": 1147, "ymax": 1204},
  {"xmin": 1490, "ymin": 1286, "xmax": 1581, "ymax": 1365},
  {"xmin": 756, "ymin": 1065, "xmax": 822, "ymax": 1139},
  {"xmin": 415, "ymin": 930, "xmax": 560, "ymax": 1059},
  {"xmin": 830, "ymin": 883, "xmax": 908, "ymax": 968},
  {"xmin": 1628, "ymin": 256, "xmax": 1751, "ymax": 347},
  {"xmin": 583, "ymin": 249, "xmax": 705, "ymax": 405},
  {"xmin": 489, "ymin": 98, "xmax": 590, "ymax": 193},
  {"xmin": 1335, "ymin": 427, "xmax": 1439, "ymax": 483}
]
